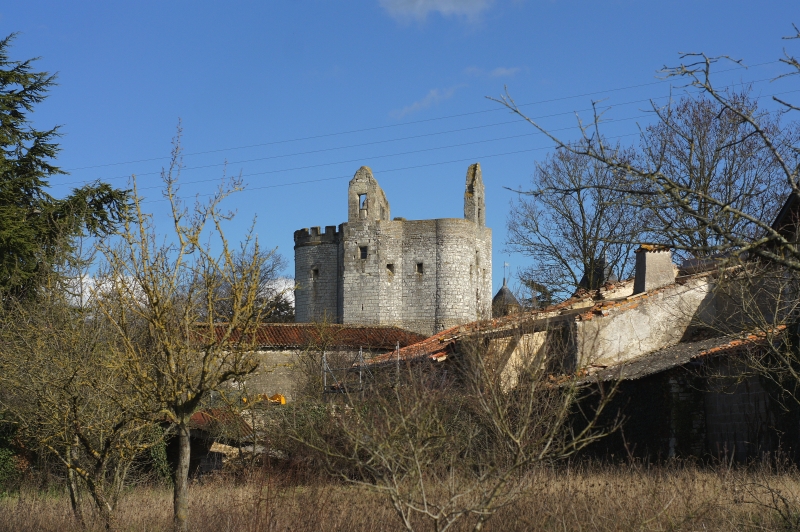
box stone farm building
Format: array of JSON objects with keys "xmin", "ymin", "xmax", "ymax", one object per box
[
  {"xmin": 229, "ymin": 172, "xmax": 800, "ymax": 465},
  {"xmin": 226, "ymin": 323, "xmax": 425, "ymax": 402},
  {"xmin": 359, "ymin": 243, "xmax": 800, "ymax": 463}
]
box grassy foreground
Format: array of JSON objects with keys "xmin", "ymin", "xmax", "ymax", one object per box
[{"xmin": 2, "ymin": 462, "xmax": 800, "ymax": 531}]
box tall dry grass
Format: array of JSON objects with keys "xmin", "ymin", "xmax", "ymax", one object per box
[{"xmin": 2, "ymin": 461, "xmax": 799, "ymax": 531}]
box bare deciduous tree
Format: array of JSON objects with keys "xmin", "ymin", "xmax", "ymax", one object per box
[
  {"xmin": 506, "ymin": 139, "xmax": 643, "ymax": 301},
  {"xmin": 95, "ymin": 129, "xmax": 269, "ymax": 532},
  {"xmin": 493, "ymin": 43, "xmax": 799, "ymax": 264},
  {"xmin": 634, "ymin": 89, "xmax": 796, "ymax": 260},
  {"xmin": 286, "ymin": 332, "xmax": 618, "ymax": 532},
  {"xmin": 494, "ymin": 28, "xmax": 800, "ymax": 404},
  {"xmin": 0, "ymin": 276, "xmax": 158, "ymax": 530},
  {"xmin": 200, "ymin": 246, "xmax": 294, "ymax": 323}
]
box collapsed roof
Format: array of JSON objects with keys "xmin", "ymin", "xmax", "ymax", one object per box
[{"xmin": 363, "ymin": 246, "xmax": 773, "ymax": 386}]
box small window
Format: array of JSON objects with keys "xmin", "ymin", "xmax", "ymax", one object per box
[
  {"xmin": 416, "ymin": 262, "xmax": 424, "ymax": 274},
  {"xmin": 311, "ymin": 267, "xmax": 319, "ymax": 280},
  {"xmin": 359, "ymin": 194, "xmax": 367, "ymax": 209},
  {"xmin": 387, "ymin": 263, "xmax": 395, "ymax": 274},
  {"xmin": 360, "ymin": 246, "xmax": 368, "ymax": 259}
]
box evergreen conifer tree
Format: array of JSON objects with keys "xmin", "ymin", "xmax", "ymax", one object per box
[{"xmin": 0, "ymin": 33, "xmax": 128, "ymax": 299}]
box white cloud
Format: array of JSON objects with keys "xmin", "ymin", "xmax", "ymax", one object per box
[
  {"xmin": 391, "ymin": 86, "xmax": 462, "ymax": 119},
  {"xmin": 266, "ymin": 277, "xmax": 295, "ymax": 305},
  {"xmin": 465, "ymin": 66, "xmax": 521, "ymax": 78},
  {"xmin": 488, "ymin": 66, "xmax": 520, "ymax": 77},
  {"xmin": 64, "ymin": 273, "xmax": 146, "ymax": 307},
  {"xmin": 380, "ymin": 0, "xmax": 495, "ymax": 21}
]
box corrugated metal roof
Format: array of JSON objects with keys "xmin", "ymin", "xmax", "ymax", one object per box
[{"xmin": 587, "ymin": 327, "xmax": 786, "ymax": 382}]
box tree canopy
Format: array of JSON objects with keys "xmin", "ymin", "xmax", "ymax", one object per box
[
  {"xmin": 506, "ymin": 139, "xmax": 643, "ymax": 302},
  {"xmin": 0, "ymin": 33, "xmax": 128, "ymax": 299}
]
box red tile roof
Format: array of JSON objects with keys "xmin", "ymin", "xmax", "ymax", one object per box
[
  {"xmin": 587, "ymin": 326, "xmax": 788, "ymax": 383},
  {"xmin": 189, "ymin": 408, "xmax": 253, "ymax": 440},
  {"xmin": 202, "ymin": 323, "xmax": 426, "ymax": 350},
  {"xmin": 364, "ymin": 291, "xmax": 600, "ymax": 366},
  {"xmin": 695, "ymin": 325, "xmax": 786, "ymax": 358},
  {"xmin": 365, "ymin": 325, "xmax": 461, "ymax": 366}
]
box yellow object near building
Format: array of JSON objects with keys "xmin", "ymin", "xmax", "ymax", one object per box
[
  {"xmin": 242, "ymin": 393, "xmax": 287, "ymax": 406},
  {"xmin": 269, "ymin": 393, "xmax": 286, "ymax": 405}
]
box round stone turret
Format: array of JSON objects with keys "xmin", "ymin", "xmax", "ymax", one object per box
[
  {"xmin": 492, "ymin": 278, "xmax": 521, "ymax": 317},
  {"xmin": 294, "ymin": 165, "xmax": 492, "ymax": 336}
]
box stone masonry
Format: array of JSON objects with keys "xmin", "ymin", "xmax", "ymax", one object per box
[
  {"xmin": 294, "ymin": 164, "xmax": 492, "ymax": 336},
  {"xmin": 634, "ymin": 245, "xmax": 676, "ymax": 295}
]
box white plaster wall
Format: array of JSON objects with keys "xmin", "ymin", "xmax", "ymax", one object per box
[
  {"xmin": 494, "ymin": 331, "xmax": 548, "ymax": 391},
  {"xmin": 576, "ymin": 276, "xmax": 714, "ymax": 367}
]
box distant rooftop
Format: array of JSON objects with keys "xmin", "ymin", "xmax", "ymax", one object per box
[{"xmin": 204, "ymin": 323, "xmax": 427, "ymax": 350}]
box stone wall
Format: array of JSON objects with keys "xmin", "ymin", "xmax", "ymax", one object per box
[
  {"xmin": 294, "ymin": 225, "xmax": 341, "ymax": 322},
  {"xmin": 464, "ymin": 162, "xmax": 485, "ymax": 226},
  {"xmin": 576, "ymin": 276, "xmax": 714, "ymax": 367},
  {"xmin": 488, "ymin": 330, "xmax": 548, "ymax": 391},
  {"xmin": 239, "ymin": 348, "xmax": 376, "ymax": 402},
  {"xmin": 703, "ymin": 357, "xmax": 777, "ymax": 461},
  {"xmin": 243, "ymin": 350, "xmax": 300, "ymax": 401},
  {"xmin": 295, "ymin": 165, "xmax": 492, "ymax": 336}
]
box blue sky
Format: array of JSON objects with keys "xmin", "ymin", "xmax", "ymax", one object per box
[{"xmin": 2, "ymin": 1, "xmax": 798, "ymax": 292}]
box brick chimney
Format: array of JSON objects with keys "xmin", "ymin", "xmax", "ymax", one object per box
[{"xmin": 633, "ymin": 245, "xmax": 675, "ymax": 294}]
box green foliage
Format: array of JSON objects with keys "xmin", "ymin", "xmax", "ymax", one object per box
[
  {"xmin": 148, "ymin": 426, "xmax": 172, "ymax": 486},
  {"xmin": 263, "ymin": 292, "xmax": 295, "ymax": 322},
  {"xmin": 0, "ymin": 33, "xmax": 129, "ymax": 299},
  {"xmin": 0, "ymin": 422, "xmax": 20, "ymax": 494},
  {"xmin": 518, "ymin": 276, "xmax": 553, "ymax": 310},
  {"xmin": 0, "ymin": 448, "xmax": 17, "ymax": 493}
]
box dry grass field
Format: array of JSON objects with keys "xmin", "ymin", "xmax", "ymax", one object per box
[{"xmin": 2, "ymin": 461, "xmax": 800, "ymax": 531}]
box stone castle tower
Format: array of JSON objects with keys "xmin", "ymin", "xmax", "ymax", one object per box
[{"xmin": 294, "ymin": 164, "xmax": 492, "ymax": 336}]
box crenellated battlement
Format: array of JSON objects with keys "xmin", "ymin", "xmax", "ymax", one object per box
[
  {"xmin": 294, "ymin": 225, "xmax": 341, "ymax": 247},
  {"xmin": 294, "ymin": 165, "xmax": 491, "ymax": 335}
]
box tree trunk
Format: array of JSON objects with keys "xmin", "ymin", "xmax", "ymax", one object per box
[
  {"xmin": 66, "ymin": 437, "xmax": 85, "ymax": 528},
  {"xmin": 173, "ymin": 419, "xmax": 191, "ymax": 532},
  {"xmin": 84, "ymin": 476, "xmax": 114, "ymax": 531}
]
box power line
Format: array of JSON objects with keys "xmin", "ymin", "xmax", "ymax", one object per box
[
  {"xmin": 134, "ymin": 89, "xmax": 800, "ymax": 203},
  {"xmin": 137, "ymin": 131, "xmax": 644, "ymax": 205},
  {"xmin": 64, "ymin": 60, "xmax": 782, "ymax": 172},
  {"xmin": 59, "ymin": 85, "xmax": 800, "ymax": 191},
  {"xmin": 131, "ymin": 113, "xmax": 653, "ymax": 193}
]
